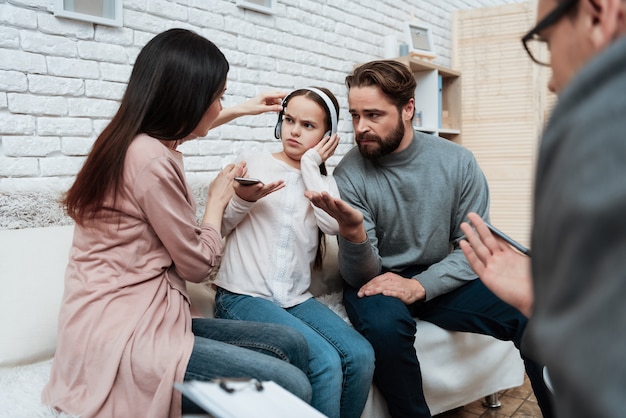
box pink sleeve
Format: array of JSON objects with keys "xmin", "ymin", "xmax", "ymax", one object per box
[{"xmin": 133, "ymin": 156, "xmax": 222, "ymax": 283}]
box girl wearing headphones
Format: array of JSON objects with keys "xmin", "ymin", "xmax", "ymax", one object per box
[{"xmin": 213, "ymin": 88, "xmax": 375, "ymax": 418}]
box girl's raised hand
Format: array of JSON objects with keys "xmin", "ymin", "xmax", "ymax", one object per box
[{"xmin": 314, "ymin": 133, "xmax": 340, "ymax": 163}]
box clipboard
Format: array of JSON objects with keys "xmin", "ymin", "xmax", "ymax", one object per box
[{"xmin": 175, "ymin": 378, "xmax": 326, "ymax": 418}]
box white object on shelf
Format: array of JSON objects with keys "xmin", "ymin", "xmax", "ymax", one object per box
[
  {"xmin": 383, "ymin": 35, "xmax": 398, "ymax": 59},
  {"xmin": 405, "ymin": 22, "xmax": 436, "ymax": 58}
]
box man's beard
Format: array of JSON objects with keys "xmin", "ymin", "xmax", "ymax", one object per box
[{"xmin": 356, "ymin": 117, "xmax": 405, "ymax": 160}]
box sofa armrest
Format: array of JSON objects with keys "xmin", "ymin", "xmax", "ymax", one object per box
[{"xmin": 0, "ymin": 225, "xmax": 74, "ymax": 367}]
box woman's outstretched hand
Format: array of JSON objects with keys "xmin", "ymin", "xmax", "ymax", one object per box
[
  {"xmin": 211, "ymin": 91, "xmax": 287, "ymax": 129},
  {"xmin": 237, "ymin": 91, "xmax": 286, "ymax": 115}
]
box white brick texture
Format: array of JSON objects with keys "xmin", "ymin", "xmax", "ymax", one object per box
[{"xmin": 0, "ymin": 0, "xmax": 524, "ymax": 192}]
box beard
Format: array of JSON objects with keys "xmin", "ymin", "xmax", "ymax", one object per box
[{"xmin": 356, "ymin": 116, "xmax": 405, "ymax": 160}]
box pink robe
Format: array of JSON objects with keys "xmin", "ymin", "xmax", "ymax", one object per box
[{"xmin": 42, "ymin": 134, "xmax": 222, "ymax": 418}]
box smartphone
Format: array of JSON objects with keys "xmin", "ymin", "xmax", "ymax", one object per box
[
  {"xmin": 234, "ymin": 177, "xmax": 263, "ymax": 186},
  {"xmin": 484, "ymin": 222, "xmax": 532, "ymax": 257}
]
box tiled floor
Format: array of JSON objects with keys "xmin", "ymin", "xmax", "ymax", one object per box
[{"xmin": 434, "ymin": 374, "xmax": 542, "ymax": 418}]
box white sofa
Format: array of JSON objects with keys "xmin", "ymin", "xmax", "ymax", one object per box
[{"xmin": 0, "ymin": 225, "xmax": 524, "ymax": 417}]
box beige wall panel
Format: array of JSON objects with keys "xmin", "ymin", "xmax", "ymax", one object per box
[{"xmin": 453, "ymin": 0, "xmax": 554, "ymax": 247}]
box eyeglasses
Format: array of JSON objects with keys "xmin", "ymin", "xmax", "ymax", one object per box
[{"xmin": 522, "ymin": 0, "xmax": 579, "ymax": 66}]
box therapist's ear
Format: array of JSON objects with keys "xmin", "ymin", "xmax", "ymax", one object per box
[{"xmin": 584, "ymin": 0, "xmax": 623, "ymax": 51}]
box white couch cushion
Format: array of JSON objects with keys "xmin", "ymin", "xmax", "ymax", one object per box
[
  {"xmin": 0, "ymin": 225, "xmax": 74, "ymax": 367},
  {"xmin": 188, "ymin": 237, "xmax": 525, "ymax": 416}
]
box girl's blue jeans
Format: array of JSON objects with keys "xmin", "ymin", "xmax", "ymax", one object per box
[{"xmin": 215, "ymin": 288, "xmax": 375, "ymax": 418}]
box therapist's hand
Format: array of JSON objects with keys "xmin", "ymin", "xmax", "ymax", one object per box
[{"xmin": 459, "ymin": 212, "xmax": 534, "ymax": 317}]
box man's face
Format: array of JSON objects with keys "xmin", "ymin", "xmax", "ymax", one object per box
[
  {"xmin": 536, "ymin": 0, "xmax": 616, "ymax": 93},
  {"xmin": 536, "ymin": 0, "xmax": 580, "ymax": 93},
  {"xmin": 348, "ymin": 85, "xmax": 407, "ymax": 160}
]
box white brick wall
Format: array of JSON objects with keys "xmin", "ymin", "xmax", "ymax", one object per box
[{"xmin": 0, "ymin": 0, "xmax": 524, "ymax": 193}]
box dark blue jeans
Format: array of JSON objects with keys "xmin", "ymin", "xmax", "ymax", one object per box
[{"xmin": 343, "ymin": 278, "xmax": 553, "ymax": 418}]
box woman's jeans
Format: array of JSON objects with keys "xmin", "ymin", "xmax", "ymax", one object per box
[
  {"xmin": 182, "ymin": 317, "xmax": 312, "ymax": 415},
  {"xmin": 215, "ymin": 288, "xmax": 375, "ymax": 418}
]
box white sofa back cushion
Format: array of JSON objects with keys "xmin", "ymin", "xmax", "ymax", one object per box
[{"xmin": 0, "ymin": 225, "xmax": 74, "ymax": 367}]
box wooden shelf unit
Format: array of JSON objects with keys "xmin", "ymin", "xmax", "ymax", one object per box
[{"xmin": 395, "ymin": 56, "xmax": 462, "ymax": 143}]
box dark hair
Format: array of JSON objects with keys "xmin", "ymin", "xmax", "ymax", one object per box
[
  {"xmin": 560, "ymin": 0, "xmax": 581, "ymax": 18},
  {"xmin": 64, "ymin": 28, "xmax": 229, "ymax": 224},
  {"xmin": 345, "ymin": 60, "xmax": 416, "ymax": 118},
  {"xmin": 285, "ymin": 87, "xmax": 340, "ymax": 269}
]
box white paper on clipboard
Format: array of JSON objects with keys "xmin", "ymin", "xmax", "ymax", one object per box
[{"xmin": 175, "ymin": 379, "xmax": 326, "ymax": 418}]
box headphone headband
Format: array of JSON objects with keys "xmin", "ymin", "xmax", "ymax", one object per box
[{"xmin": 274, "ymin": 87, "xmax": 338, "ymax": 139}]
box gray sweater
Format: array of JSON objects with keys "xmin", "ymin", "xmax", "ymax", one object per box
[{"xmin": 333, "ymin": 131, "xmax": 490, "ymax": 300}]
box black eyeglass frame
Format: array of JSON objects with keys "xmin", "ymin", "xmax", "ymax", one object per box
[{"xmin": 521, "ymin": 0, "xmax": 579, "ymax": 66}]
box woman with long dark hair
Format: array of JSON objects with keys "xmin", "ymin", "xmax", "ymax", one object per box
[{"xmin": 42, "ymin": 28, "xmax": 311, "ymax": 418}]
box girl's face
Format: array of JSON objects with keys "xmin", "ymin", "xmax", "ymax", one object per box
[{"xmin": 279, "ymin": 95, "xmax": 328, "ymax": 163}]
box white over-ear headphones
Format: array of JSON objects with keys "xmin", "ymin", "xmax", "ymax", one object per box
[{"xmin": 274, "ymin": 87, "xmax": 338, "ymax": 140}]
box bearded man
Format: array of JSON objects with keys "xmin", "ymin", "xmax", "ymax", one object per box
[{"xmin": 305, "ymin": 60, "xmax": 553, "ymax": 418}]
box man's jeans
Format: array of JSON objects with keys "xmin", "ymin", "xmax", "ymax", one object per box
[
  {"xmin": 182, "ymin": 317, "xmax": 312, "ymax": 414},
  {"xmin": 344, "ymin": 278, "xmax": 553, "ymax": 418},
  {"xmin": 215, "ymin": 288, "xmax": 375, "ymax": 418}
]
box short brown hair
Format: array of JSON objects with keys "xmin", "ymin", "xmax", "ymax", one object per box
[{"xmin": 345, "ymin": 60, "xmax": 416, "ymax": 113}]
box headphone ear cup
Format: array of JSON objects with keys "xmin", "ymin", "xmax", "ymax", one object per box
[{"xmin": 274, "ymin": 113, "xmax": 283, "ymax": 139}]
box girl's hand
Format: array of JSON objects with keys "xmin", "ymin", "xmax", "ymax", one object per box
[
  {"xmin": 305, "ymin": 191, "xmax": 366, "ymax": 243},
  {"xmin": 314, "ymin": 133, "xmax": 340, "ymax": 163},
  {"xmin": 235, "ymin": 180, "xmax": 285, "ymax": 202}
]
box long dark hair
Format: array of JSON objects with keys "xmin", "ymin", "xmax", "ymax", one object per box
[
  {"xmin": 64, "ymin": 29, "xmax": 229, "ymax": 224},
  {"xmin": 287, "ymin": 87, "xmax": 340, "ymax": 269}
]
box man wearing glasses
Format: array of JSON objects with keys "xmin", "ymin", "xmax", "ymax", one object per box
[{"xmin": 460, "ymin": 0, "xmax": 626, "ymax": 417}]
